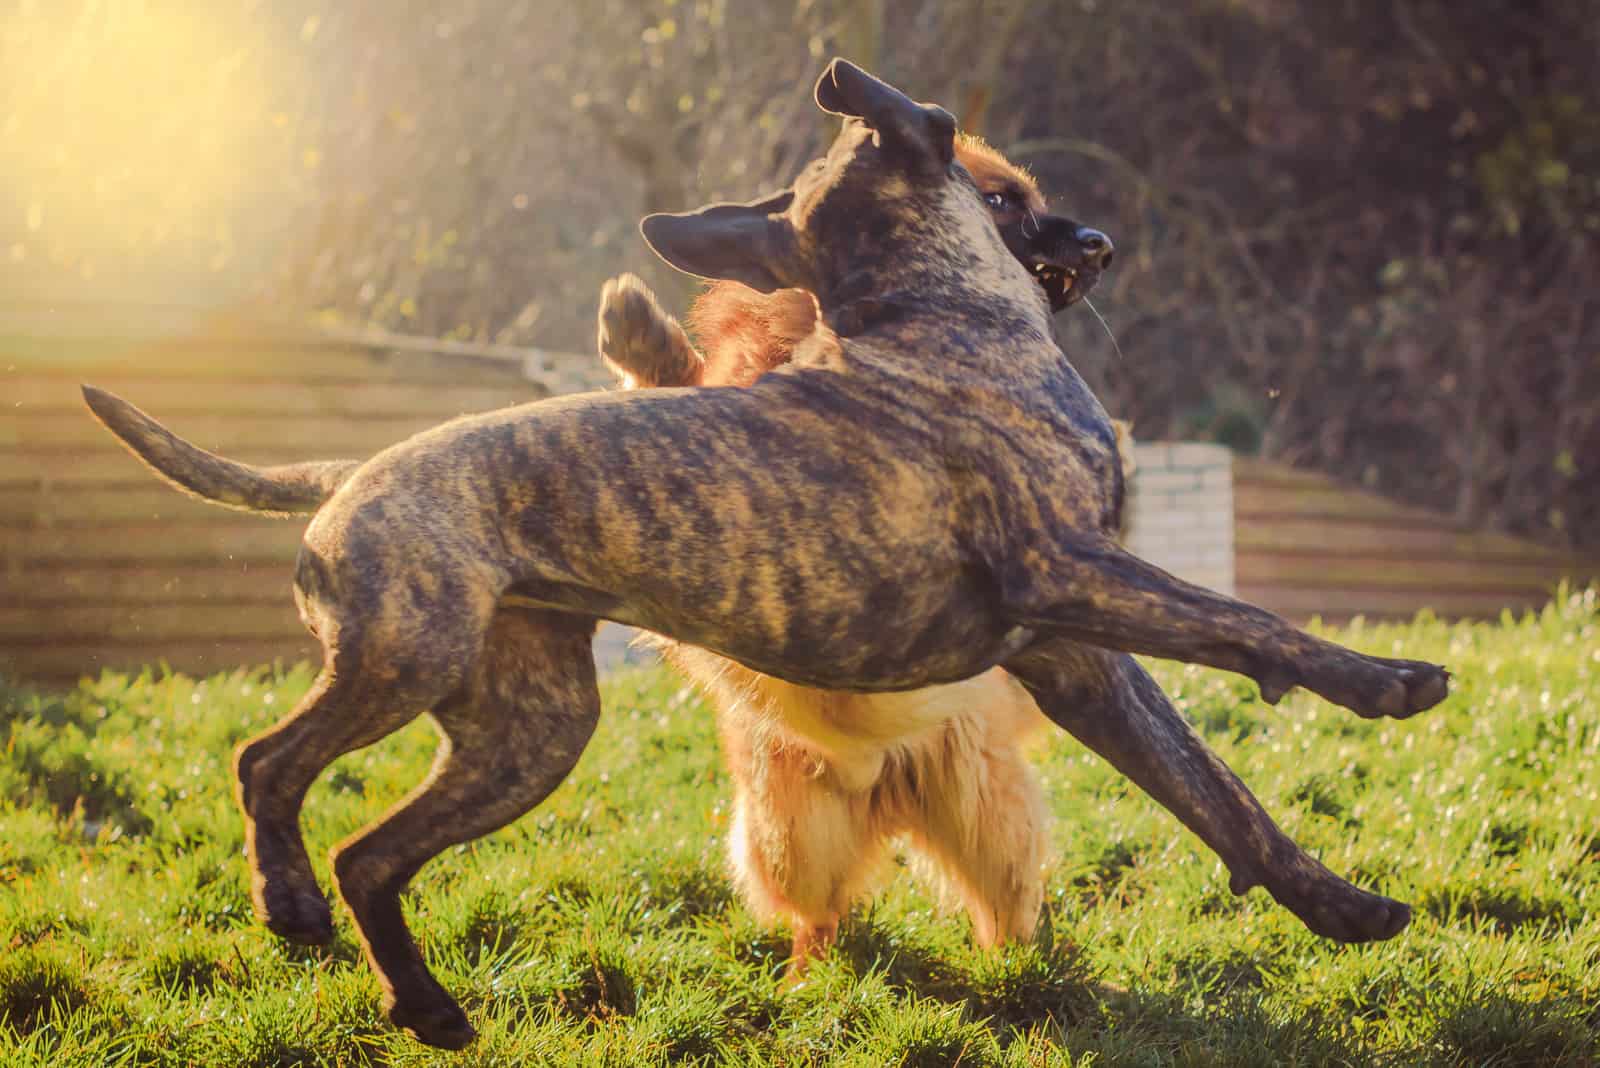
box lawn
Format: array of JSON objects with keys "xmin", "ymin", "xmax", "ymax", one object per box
[{"xmin": 1, "ymin": 590, "xmax": 1597, "ymax": 1066}]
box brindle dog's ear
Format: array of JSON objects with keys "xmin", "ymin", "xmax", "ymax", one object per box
[
  {"xmin": 814, "ymin": 58, "xmax": 956, "ymax": 170},
  {"xmin": 640, "ymin": 189, "xmax": 798, "ymax": 293}
]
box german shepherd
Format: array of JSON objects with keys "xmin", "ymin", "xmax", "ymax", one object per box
[{"xmin": 596, "ymin": 136, "xmax": 1118, "ymax": 974}]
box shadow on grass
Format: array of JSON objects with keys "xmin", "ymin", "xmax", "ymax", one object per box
[
  {"xmin": 1429, "ymin": 991, "xmax": 1599, "ymax": 1067},
  {"xmin": 821, "ymin": 911, "xmax": 1598, "ymax": 1065},
  {"xmin": 829, "ymin": 911, "xmax": 1109, "ymax": 1050},
  {"xmin": 821, "ymin": 922, "xmax": 1372, "ymax": 1067},
  {"xmin": 0, "ymin": 944, "xmax": 91, "ymax": 1037}
]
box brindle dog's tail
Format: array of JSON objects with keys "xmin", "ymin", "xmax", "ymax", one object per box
[{"xmin": 81, "ymin": 386, "xmax": 358, "ymax": 516}]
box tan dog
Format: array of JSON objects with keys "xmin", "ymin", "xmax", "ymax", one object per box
[
  {"xmin": 82, "ymin": 61, "xmax": 1448, "ymax": 1049},
  {"xmin": 597, "ymin": 138, "xmax": 1123, "ymax": 973}
]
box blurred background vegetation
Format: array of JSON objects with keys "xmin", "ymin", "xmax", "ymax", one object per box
[{"xmin": 2, "ymin": 0, "xmax": 1596, "ymax": 550}]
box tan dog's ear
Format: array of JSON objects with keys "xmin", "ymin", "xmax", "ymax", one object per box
[
  {"xmin": 641, "ymin": 190, "xmax": 798, "ymax": 294},
  {"xmin": 814, "ymin": 58, "xmax": 956, "ymax": 169}
]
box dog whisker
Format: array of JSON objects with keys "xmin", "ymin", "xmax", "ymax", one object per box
[{"xmin": 1083, "ymin": 295, "xmax": 1124, "ymax": 362}]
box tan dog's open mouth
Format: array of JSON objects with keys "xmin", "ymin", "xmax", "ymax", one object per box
[{"xmin": 1029, "ymin": 260, "xmax": 1097, "ymax": 311}]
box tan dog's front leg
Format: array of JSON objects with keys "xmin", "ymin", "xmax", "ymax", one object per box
[
  {"xmin": 1005, "ymin": 637, "xmax": 1411, "ymax": 942},
  {"xmin": 596, "ymin": 273, "xmax": 704, "ymax": 388},
  {"xmin": 1004, "ymin": 536, "xmax": 1449, "ymax": 720}
]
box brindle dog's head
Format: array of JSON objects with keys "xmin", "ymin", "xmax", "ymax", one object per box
[{"xmin": 642, "ymin": 60, "xmax": 1055, "ymax": 334}]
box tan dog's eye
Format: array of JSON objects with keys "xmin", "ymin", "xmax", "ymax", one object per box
[{"xmin": 983, "ymin": 192, "xmax": 1008, "ymax": 210}]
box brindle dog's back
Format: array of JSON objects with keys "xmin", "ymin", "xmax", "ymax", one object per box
[{"xmin": 302, "ymin": 348, "xmax": 1054, "ymax": 690}]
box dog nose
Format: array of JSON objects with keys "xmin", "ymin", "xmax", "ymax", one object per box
[{"xmin": 1075, "ymin": 227, "xmax": 1114, "ymax": 270}]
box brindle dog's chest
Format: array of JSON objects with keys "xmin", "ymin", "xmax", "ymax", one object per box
[{"xmin": 675, "ymin": 567, "xmax": 1035, "ymax": 691}]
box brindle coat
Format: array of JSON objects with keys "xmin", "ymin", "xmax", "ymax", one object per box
[{"xmin": 81, "ymin": 60, "xmax": 1449, "ymax": 1049}]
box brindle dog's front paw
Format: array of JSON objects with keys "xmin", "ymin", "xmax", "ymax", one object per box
[
  {"xmin": 1262, "ymin": 865, "xmax": 1412, "ymax": 943},
  {"xmin": 1260, "ymin": 649, "xmax": 1449, "ymax": 720},
  {"xmin": 389, "ymin": 993, "xmax": 476, "ymax": 1050}
]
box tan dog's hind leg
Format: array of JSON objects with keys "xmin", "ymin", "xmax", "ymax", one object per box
[
  {"xmin": 724, "ymin": 738, "xmax": 886, "ymax": 980},
  {"xmin": 904, "ymin": 727, "xmax": 1048, "ymax": 948},
  {"xmin": 330, "ymin": 609, "xmax": 600, "ymax": 1050},
  {"xmin": 1006, "ymin": 637, "xmax": 1411, "ymax": 943},
  {"xmin": 597, "ymin": 274, "xmax": 704, "ymax": 388}
]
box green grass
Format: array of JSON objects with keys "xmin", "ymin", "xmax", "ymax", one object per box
[{"xmin": 2, "ymin": 589, "xmax": 1598, "ymax": 1065}]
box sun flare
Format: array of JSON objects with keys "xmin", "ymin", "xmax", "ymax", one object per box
[{"xmin": 0, "ymin": 2, "xmax": 301, "ymax": 294}]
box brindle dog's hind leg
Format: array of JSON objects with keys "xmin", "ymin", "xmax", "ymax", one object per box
[
  {"xmin": 330, "ymin": 608, "xmax": 600, "ymax": 1050},
  {"xmin": 597, "ymin": 273, "xmax": 704, "ymax": 388},
  {"xmin": 235, "ymin": 661, "xmax": 447, "ymax": 946},
  {"xmin": 236, "ymin": 553, "xmax": 500, "ymax": 947},
  {"xmin": 1006, "ymin": 637, "xmax": 1410, "ymax": 942},
  {"xmin": 1003, "ymin": 536, "xmax": 1449, "ymax": 720}
]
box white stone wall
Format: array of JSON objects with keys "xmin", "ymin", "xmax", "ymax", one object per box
[{"xmin": 1124, "ymin": 442, "xmax": 1235, "ymax": 596}]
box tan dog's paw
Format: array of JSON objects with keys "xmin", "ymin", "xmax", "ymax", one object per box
[{"xmin": 597, "ymin": 273, "xmax": 703, "ymax": 389}]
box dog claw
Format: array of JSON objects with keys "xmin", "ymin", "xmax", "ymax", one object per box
[
  {"xmin": 1410, "ymin": 668, "xmax": 1450, "ymax": 713},
  {"xmin": 1376, "ymin": 660, "xmax": 1451, "ymax": 719}
]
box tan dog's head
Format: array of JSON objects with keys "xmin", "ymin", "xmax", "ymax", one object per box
[
  {"xmin": 642, "ymin": 60, "xmax": 1048, "ymax": 334},
  {"xmin": 958, "ymin": 137, "xmax": 1112, "ymax": 311},
  {"xmin": 675, "ymin": 138, "xmax": 1110, "ymax": 389}
]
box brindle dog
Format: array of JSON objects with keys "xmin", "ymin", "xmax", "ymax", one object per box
[{"xmin": 81, "ymin": 60, "xmax": 1449, "ymax": 1049}]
